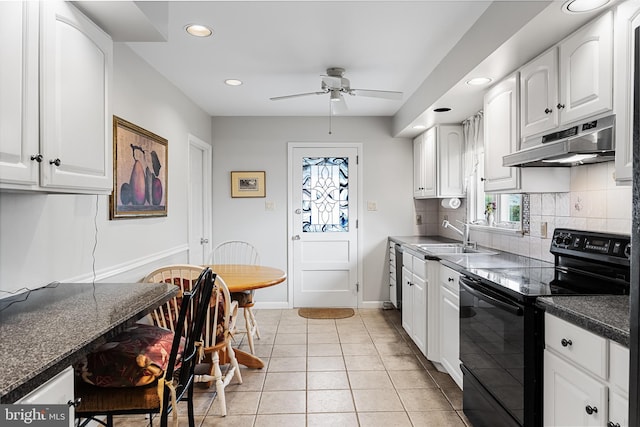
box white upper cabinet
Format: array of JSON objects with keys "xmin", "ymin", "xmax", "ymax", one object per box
[
  {"xmin": 413, "ymin": 125, "xmax": 464, "ymax": 199},
  {"xmin": 483, "ymin": 73, "xmax": 520, "ymax": 192},
  {"xmin": 520, "ymin": 49, "xmax": 559, "ymax": 138},
  {"xmin": 558, "ymin": 11, "xmax": 613, "ymax": 125},
  {"xmin": 0, "ymin": 1, "xmax": 113, "ymax": 194},
  {"xmin": 437, "ymin": 125, "xmax": 465, "ymax": 197},
  {"xmin": 614, "ymin": 0, "xmax": 640, "ymax": 185},
  {"xmin": 413, "ymin": 129, "xmax": 436, "ymax": 198},
  {"xmin": 0, "ymin": 2, "xmax": 39, "ymax": 187},
  {"xmin": 519, "ymin": 11, "xmax": 613, "ymax": 140}
]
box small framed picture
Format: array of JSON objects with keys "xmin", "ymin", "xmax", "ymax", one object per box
[{"xmin": 231, "ymin": 171, "xmax": 266, "ymax": 198}]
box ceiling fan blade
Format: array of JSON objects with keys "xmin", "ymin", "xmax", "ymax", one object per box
[
  {"xmin": 350, "ymin": 88, "xmax": 403, "ymax": 100},
  {"xmin": 331, "ymin": 94, "xmax": 348, "ymax": 115},
  {"xmin": 270, "ymin": 91, "xmax": 326, "ymax": 101}
]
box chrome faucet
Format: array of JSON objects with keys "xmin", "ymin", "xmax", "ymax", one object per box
[{"xmin": 442, "ymin": 219, "xmax": 473, "ymax": 248}]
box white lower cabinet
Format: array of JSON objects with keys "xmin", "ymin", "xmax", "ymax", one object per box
[
  {"xmin": 439, "ymin": 265, "xmax": 462, "ymax": 389},
  {"xmin": 544, "ymin": 313, "xmax": 629, "ymax": 427},
  {"xmin": 16, "ymin": 366, "xmax": 75, "ymax": 427},
  {"xmin": 402, "ymin": 251, "xmax": 428, "ymax": 354}
]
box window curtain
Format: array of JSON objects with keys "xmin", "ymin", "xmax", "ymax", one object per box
[{"xmin": 463, "ymin": 111, "xmax": 484, "ymax": 220}]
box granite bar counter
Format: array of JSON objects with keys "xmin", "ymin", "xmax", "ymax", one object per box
[
  {"xmin": 537, "ymin": 295, "xmax": 630, "ymax": 347},
  {"xmin": 0, "ymin": 282, "xmax": 178, "ymax": 403}
]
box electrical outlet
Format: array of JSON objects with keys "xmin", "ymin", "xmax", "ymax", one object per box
[
  {"xmin": 265, "ymin": 201, "xmax": 275, "ymax": 211},
  {"xmin": 444, "ymin": 214, "xmax": 448, "ymax": 221},
  {"xmin": 416, "ymin": 214, "xmax": 422, "ymax": 225}
]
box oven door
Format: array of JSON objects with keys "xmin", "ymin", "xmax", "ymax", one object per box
[{"xmin": 459, "ymin": 276, "xmax": 525, "ymax": 427}]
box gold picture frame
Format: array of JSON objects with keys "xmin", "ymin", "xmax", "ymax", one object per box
[
  {"xmin": 110, "ymin": 116, "xmax": 168, "ymax": 219},
  {"xmin": 231, "ymin": 171, "xmax": 266, "ymax": 198}
]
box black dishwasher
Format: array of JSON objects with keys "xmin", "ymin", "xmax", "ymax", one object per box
[{"xmin": 394, "ymin": 243, "xmax": 403, "ymax": 309}]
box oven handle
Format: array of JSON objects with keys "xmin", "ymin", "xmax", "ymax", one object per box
[{"xmin": 459, "ymin": 276, "xmax": 524, "ymax": 316}]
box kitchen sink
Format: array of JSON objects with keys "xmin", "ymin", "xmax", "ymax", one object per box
[{"xmin": 413, "ymin": 243, "xmax": 497, "ymax": 255}]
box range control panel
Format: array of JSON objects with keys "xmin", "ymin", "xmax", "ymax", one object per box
[{"xmin": 551, "ymin": 228, "xmax": 631, "ymax": 260}]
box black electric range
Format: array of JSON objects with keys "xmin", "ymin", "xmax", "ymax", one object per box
[{"xmin": 457, "ymin": 229, "xmax": 631, "ymax": 427}]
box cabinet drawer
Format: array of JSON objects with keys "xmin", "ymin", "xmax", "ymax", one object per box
[
  {"xmin": 609, "ymin": 341, "xmax": 629, "ymax": 395},
  {"xmin": 545, "ymin": 313, "xmax": 608, "ymax": 379}
]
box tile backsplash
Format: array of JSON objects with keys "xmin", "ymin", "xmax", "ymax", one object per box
[{"xmin": 416, "ymin": 162, "xmax": 632, "ymax": 263}]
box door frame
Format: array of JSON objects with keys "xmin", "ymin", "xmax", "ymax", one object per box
[
  {"xmin": 187, "ymin": 134, "xmax": 212, "ymax": 264},
  {"xmin": 286, "ymin": 142, "xmax": 364, "ymax": 308}
]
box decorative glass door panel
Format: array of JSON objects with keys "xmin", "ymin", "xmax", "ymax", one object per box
[{"xmin": 302, "ymin": 157, "xmax": 348, "ymax": 232}]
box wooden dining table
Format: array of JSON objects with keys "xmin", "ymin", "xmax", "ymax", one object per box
[{"xmin": 208, "ymin": 264, "xmax": 286, "ymax": 369}]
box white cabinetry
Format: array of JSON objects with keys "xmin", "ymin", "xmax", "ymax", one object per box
[
  {"xmin": 402, "ymin": 251, "xmax": 428, "ymax": 354},
  {"xmin": 521, "ymin": 11, "xmax": 613, "ymax": 140},
  {"xmin": 389, "ymin": 241, "xmax": 397, "ymax": 308},
  {"xmin": 439, "ymin": 265, "xmax": 462, "ymax": 389},
  {"xmin": 413, "ymin": 129, "xmax": 436, "ymax": 198},
  {"xmin": 483, "ymin": 73, "xmax": 520, "ymax": 192},
  {"xmin": 437, "ymin": 125, "xmax": 465, "ymax": 197},
  {"xmin": 16, "ymin": 366, "xmax": 75, "ymax": 426},
  {"xmin": 558, "ymin": 11, "xmax": 613, "ymax": 125},
  {"xmin": 413, "ymin": 125, "xmax": 464, "ymax": 199},
  {"xmin": 0, "ymin": 1, "xmax": 113, "ymax": 194},
  {"xmin": 484, "ymin": 72, "xmax": 570, "ymax": 193},
  {"xmin": 520, "ymin": 49, "xmax": 559, "ymax": 138},
  {"xmin": 544, "ymin": 313, "xmax": 629, "ymax": 427},
  {"xmin": 614, "ymin": 1, "xmax": 640, "ymax": 185}
]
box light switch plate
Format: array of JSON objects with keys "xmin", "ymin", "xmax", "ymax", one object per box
[
  {"xmin": 367, "ymin": 201, "xmax": 377, "ymax": 211},
  {"xmin": 265, "ymin": 201, "xmax": 275, "ymax": 211}
]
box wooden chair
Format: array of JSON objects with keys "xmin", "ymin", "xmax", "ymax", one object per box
[
  {"xmin": 75, "ymin": 267, "xmax": 214, "ymax": 427},
  {"xmin": 142, "ymin": 264, "xmax": 243, "ymax": 415},
  {"xmin": 209, "ymin": 241, "xmax": 261, "ymax": 354}
]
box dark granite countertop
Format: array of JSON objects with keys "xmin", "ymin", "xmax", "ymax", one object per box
[
  {"xmin": 0, "ymin": 282, "xmax": 178, "ymax": 403},
  {"xmin": 537, "ymin": 295, "xmax": 630, "ymax": 347},
  {"xmin": 389, "ymin": 235, "xmax": 630, "ymax": 347}
]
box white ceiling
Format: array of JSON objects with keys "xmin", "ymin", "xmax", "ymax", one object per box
[{"xmin": 76, "ymin": 1, "xmax": 612, "ymax": 137}]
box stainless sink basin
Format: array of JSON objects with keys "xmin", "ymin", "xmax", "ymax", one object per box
[{"xmin": 413, "ymin": 243, "xmax": 496, "ymax": 255}]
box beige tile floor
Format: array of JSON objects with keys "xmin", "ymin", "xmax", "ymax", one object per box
[{"xmin": 113, "ymin": 308, "xmax": 473, "ymax": 427}]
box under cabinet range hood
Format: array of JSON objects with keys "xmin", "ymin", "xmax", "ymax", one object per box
[{"xmin": 503, "ymin": 115, "xmax": 615, "ymax": 167}]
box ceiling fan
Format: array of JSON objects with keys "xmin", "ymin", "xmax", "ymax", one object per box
[{"xmin": 269, "ymin": 67, "xmax": 403, "ymax": 114}]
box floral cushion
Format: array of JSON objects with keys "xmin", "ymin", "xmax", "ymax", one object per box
[{"xmin": 77, "ymin": 324, "xmax": 182, "ymax": 387}]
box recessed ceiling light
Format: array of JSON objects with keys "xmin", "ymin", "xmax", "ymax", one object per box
[
  {"xmin": 225, "ymin": 79, "xmax": 243, "ymax": 86},
  {"xmin": 185, "ymin": 24, "xmax": 213, "ymax": 37},
  {"xmin": 434, "ymin": 107, "xmax": 451, "ymax": 113},
  {"xmin": 466, "ymin": 77, "xmax": 492, "ymax": 86},
  {"xmin": 413, "ymin": 125, "xmax": 426, "ymax": 130},
  {"xmin": 562, "ymin": 0, "xmax": 610, "ymax": 13}
]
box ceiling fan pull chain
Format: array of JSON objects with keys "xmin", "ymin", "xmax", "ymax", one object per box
[{"xmin": 328, "ymin": 98, "xmax": 332, "ymax": 135}]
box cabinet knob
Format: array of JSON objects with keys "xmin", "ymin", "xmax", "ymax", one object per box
[
  {"xmin": 448, "ymin": 277, "xmax": 454, "ymax": 282},
  {"xmin": 480, "ymin": 177, "xmax": 486, "ymax": 182},
  {"xmin": 30, "ymin": 154, "xmax": 43, "ymax": 163},
  {"xmin": 544, "ymin": 108, "xmax": 553, "ymax": 114},
  {"xmin": 557, "ymin": 103, "xmax": 565, "ymax": 110},
  {"xmin": 585, "ymin": 405, "xmax": 598, "ymax": 415},
  {"xmin": 49, "ymin": 158, "xmax": 61, "ymax": 167},
  {"xmin": 561, "ymin": 338, "xmax": 572, "ymax": 347},
  {"xmin": 407, "ymin": 281, "xmax": 413, "ymax": 286},
  {"xmin": 68, "ymin": 398, "xmax": 81, "ymax": 407},
  {"xmin": 608, "ymin": 422, "xmax": 621, "ymax": 427}
]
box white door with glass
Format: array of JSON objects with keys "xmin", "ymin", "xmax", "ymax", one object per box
[{"xmin": 289, "ymin": 144, "xmax": 359, "ymax": 308}]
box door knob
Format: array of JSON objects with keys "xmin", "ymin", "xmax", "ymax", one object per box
[
  {"xmin": 295, "ymin": 209, "xmax": 302, "ymax": 214},
  {"xmin": 292, "ymin": 235, "xmax": 300, "ymax": 240}
]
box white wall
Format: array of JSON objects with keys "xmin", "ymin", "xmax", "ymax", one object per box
[
  {"xmin": 0, "ymin": 43, "xmax": 212, "ymax": 294},
  {"xmin": 210, "ymin": 116, "xmax": 414, "ymax": 307}
]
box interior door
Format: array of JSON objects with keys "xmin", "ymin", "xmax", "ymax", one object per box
[
  {"xmin": 289, "ymin": 144, "xmax": 359, "ymax": 308},
  {"xmin": 188, "ymin": 135, "xmax": 211, "ymax": 265}
]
